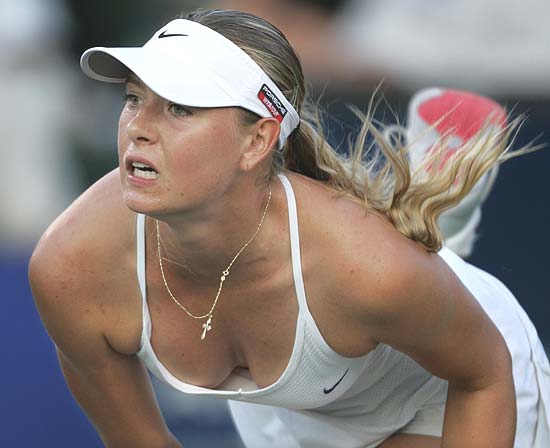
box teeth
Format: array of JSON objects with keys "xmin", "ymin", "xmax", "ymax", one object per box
[
  {"xmin": 131, "ymin": 161, "xmax": 159, "ymax": 180},
  {"xmin": 133, "ymin": 167, "xmax": 159, "ymax": 179},
  {"xmin": 132, "ymin": 161, "xmax": 152, "ymax": 169}
]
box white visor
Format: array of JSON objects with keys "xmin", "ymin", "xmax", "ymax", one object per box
[{"xmin": 80, "ymin": 19, "xmax": 300, "ymax": 147}]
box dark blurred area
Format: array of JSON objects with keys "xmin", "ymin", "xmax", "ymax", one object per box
[{"xmin": 1, "ymin": 1, "xmax": 548, "ymax": 447}]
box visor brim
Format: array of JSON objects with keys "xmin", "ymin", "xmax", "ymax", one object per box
[{"xmin": 81, "ymin": 47, "xmax": 248, "ymax": 110}]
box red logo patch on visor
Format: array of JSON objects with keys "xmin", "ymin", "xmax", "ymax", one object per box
[{"xmin": 258, "ymin": 84, "xmax": 287, "ymax": 123}]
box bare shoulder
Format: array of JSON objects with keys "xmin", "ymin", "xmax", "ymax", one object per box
[
  {"xmin": 287, "ymin": 171, "xmax": 429, "ymax": 286},
  {"xmin": 30, "ymin": 168, "xmax": 134, "ymax": 281},
  {"xmin": 287, "ymin": 172, "xmax": 455, "ymax": 344},
  {"xmin": 33, "ymin": 168, "xmax": 133, "ymax": 256},
  {"xmin": 29, "ymin": 168, "xmax": 141, "ymax": 357}
]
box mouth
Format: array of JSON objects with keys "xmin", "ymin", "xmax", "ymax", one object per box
[{"xmin": 130, "ymin": 161, "xmax": 160, "ymax": 180}]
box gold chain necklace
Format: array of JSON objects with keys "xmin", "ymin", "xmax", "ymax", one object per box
[{"xmin": 156, "ymin": 185, "xmax": 272, "ymax": 340}]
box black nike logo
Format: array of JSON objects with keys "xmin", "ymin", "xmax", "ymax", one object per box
[
  {"xmin": 323, "ymin": 368, "xmax": 349, "ymax": 394},
  {"xmin": 158, "ymin": 30, "xmax": 189, "ymax": 39}
]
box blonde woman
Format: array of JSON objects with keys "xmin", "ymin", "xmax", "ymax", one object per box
[{"xmin": 29, "ymin": 9, "xmax": 549, "ymax": 448}]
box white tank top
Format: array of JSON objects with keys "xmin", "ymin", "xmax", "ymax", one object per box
[
  {"xmin": 135, "ymin": 174, "xmax": 549, "ymax": 446},
  {"xmin": 135, "ymin": 173, "xmax": 441, "ymax": 415}
]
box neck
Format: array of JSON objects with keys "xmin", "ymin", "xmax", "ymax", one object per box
[{"xmin": 154, "ymin": 176, "xmax": 276, "ymax": 282}]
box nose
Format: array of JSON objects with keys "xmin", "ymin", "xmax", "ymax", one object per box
[{"xmin": 125, "ymin": 104, "xmax": 159, "ymax": 145}]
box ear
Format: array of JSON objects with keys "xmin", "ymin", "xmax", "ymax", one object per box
[{"xmin": 239, "ymin": 117, "xmax": 280, "ymax": 172}]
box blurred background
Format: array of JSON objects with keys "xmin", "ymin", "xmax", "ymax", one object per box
[{"xmin": 2, "ymin": 0, "xmax": 548, "ymax": 446}]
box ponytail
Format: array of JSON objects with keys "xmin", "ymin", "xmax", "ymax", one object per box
[{"xmin": 281, "ymin": 99, "xmax": 535, "ymax": 252}]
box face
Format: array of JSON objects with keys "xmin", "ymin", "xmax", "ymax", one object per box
[{"xmin": 118, "ymin": 75, "xmax": 252, "ymax": 216}]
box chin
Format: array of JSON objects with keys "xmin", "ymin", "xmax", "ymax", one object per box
[
  {"xmin": 122, "ymin": 191, "xmax": 188, "ymax": 221},
  {"xmin": 122, "ymin": 190, "xmax": 160, "ymax": 216}
]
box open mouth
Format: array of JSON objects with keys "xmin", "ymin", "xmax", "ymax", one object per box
[{"xmin": 131, "ymin": 161, "xmax": 159, "ymax": 180}]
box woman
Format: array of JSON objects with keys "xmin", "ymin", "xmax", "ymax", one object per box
[{"xmin": 29, "ymin": 8, "xmax": 549, "ymax": 448}]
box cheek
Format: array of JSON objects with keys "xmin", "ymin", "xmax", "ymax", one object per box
[
  {"xmin": 168, "ymin": 128, "xmax": 242, "ymax": 190},
  {"xmin": 178, "ymin": 123, "xmax": 242, "ymax": 166},
  {"xmin": 117, "ymin": 114, "xmax": 131, "ymax": 158}
]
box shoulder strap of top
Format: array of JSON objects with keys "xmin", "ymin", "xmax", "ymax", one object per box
[
  {"xmin": 277, "ymin": 173, "xmax": 308, "ymax": 311},
  {"xmin": 136, "ymin": 213, "xmax": 147, "ymax": 298},
  {"xmin": 276, "ymin": 174, "xmax": 372, "ymax": 363},
  {"xmin": 135, "ymin": 213, "xmax": 152, "ymax": 351}
]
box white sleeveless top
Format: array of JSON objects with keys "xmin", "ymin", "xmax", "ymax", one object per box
[
  {"xmin": 135, "ymin": 174, "xmax": 439, "ymax": 412},
  {"xmin": 135, "ymin": 173, "xmax": 549, "ymax": 447}
]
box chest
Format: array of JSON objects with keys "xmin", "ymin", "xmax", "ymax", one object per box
[{"xmin": 145, "ymin": 258, "xmax": 300, "ymax": 389}]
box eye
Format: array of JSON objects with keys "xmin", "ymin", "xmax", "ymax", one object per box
[
  {"xmin": 168, "ymin": 103, "xmax": 191, "ymax": 117},
  {"xmin": 123, "ymin": 93, "xmax": 140, "ymax": 108}
]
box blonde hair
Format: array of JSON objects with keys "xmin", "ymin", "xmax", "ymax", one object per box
[{"xmin": 184, "ymin": 9, "xmax": 538, "ymax": 252}]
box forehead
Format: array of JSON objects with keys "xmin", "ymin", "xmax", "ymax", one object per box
[
  {"xmin": 124, "ymin": 74, "xmax": 180, "ymax": 105},
  {"xmin": 125, "ymin": 73, "xmax": 146, "ymax": 88}
]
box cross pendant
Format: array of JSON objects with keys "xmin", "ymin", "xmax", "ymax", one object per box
[{"xmin": 201, "ymin": 316, "xmax": 213, "ymax": 340}]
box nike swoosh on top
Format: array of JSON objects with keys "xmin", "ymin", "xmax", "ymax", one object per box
[
  {"xmin": 158, "ymin": 30, "xmax": 189, "ymax": 39},
  {"xmin": 323, "ymin": 368, "xmax": 350, "ymax": 394}
]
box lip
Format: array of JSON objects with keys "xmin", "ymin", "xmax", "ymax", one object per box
[{"xmin": 124, "ymin": 154, "xmax": 160, "ymax": 187}]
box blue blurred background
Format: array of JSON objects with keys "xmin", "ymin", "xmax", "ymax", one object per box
[{"xmin": 1, "ymin": 0, "xmax": 548, "ymax": 446}]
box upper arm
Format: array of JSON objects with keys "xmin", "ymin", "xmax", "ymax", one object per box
[
  {"xmin": 342, "ymin": 228, "xmax": 512, "ymax": 391},
  {"xmin": 28, "ymin": 180, "xmax": 177, "ymax": 448}
]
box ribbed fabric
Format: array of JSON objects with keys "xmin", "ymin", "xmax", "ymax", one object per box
[{"xmin": 136, "ymin": 174, "xmax": 549, "ymax": 447}]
